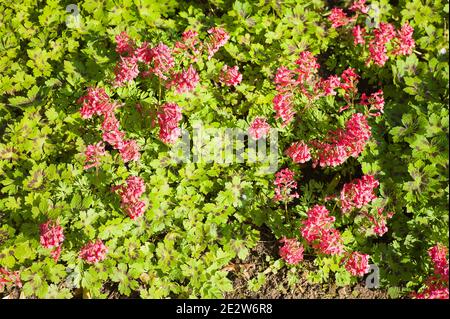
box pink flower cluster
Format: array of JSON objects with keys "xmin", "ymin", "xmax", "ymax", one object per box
[
  {"xmin": 300, "ymin": 205, "xmax": 345, "ymax": 255},
  {"xmin": 328, "ymin": 2, "xmax": 414, "ymax": 66},
  {"xmin": 273, "ymin": 93, "xmax": 295, "ymax": 126},
  {"xmin": 344, "ymin": 251, "xmax": 370, "ymax": 276},
  {"xmin": 146, "ymin": 43, "xmax": 175, "ymax": 80},
  {"xmin": 158, "ymin": 102, "xmax": 183, "ymax": 144},
  {"xmin": 271, "ymin": 51, "xmax": 322, "ymax": 126},
  {"xmin": 318, "ymin": 75, "xmax": 341, "ymax": 96},
  {"xmin": 206, "ymin": 27, "xmax": 230, "ymax": 60},
  {"xmin": 352, "ymin": 25, "xmax": 366, "ymax": 46},
  {"xmin": 273, "ymin": 168, "xmax": 299, "ymax": 202},
  {"xmin": 114, "ymin": 55, "xmax": 140, "ymax": 86},
  {"xmin": 219, "ymin": 65, "xmax": 242, "ymax": 87},
  {"xmin": 295, "ymin": 51, "xmax": 320, "ymax": 87},
  {"xmin": 248, "ymin": 117, "xmax": 271, "ymax": 140},
  {"xmin": 328, "ymin": 8, "xmax": 352, "ymax": 28},
  {"xmin": 0, "ymin": 267, "xmax": 22, "ymax": 290},
  {"xmin": 279, "ymin": 237, "xmax": 304, "ymax": 265},
  {"xmin": 274, "ymin": 66, "xmax": 296, "ymax": 92},
  {"xmin": 83, "ymin": 142, "xmax": 106, "ymax": 170},
  {"xmin": 391, "ymin": 22, "xmax": 415, "ymax": 56},
  {"xmin": 311, "ymin": 113, "xmax": 372, "ymax": 168},
  {"xmin": 360, "ymin": 90, "xmax": 384, "ymax": 116},
  {"xmin": 110, "ymin": 28, "xmax": 231, "ymax": 143},
  {"xmin": 429, "ymin": 244, "xmax": 449, "ymax": 279},
  {"xmin": 113, "ymin": 27, "xmax": 230, "ymax": 91},
  {"xmin": 413, "ymin": 244, "xmax": 449, "ymax": 299},
  {"xmin": 367, "ymin": 22, "xmax": 396, "ymax": 66},
  {"xmin": 113, "ymin": 176, "xmax": 147, "ymax": 220},
  {"xmin": 335, "ymin": 175, "xmax": 393, "ymax": 237},
  {"xmin": 40, "ymin": 220, "xmax": 64, "ymax": 262},
  {"xmin": 365, "ymin": 208, "xmax": 394, "ymax": 236},
  {"xmin": 285, "ymin": 141, "xmax": 311, "ymax": 164},
  {"xmin": 78, "ymin": 87, "xmax": 111, "ymax": 119},
  {"xmin": 115, "ymin": 32, "xmax": 135, "ymax": 55},
  {"xmin": 174, "ymin": 30, "xmax": 202, "ymax": 61},
  {"xmin": 349, "ymin": 0, "xmax": 369, "ymax": 14},
  {"xmin": 340, "ymin": 175, "xmax": 379, "ymax": 213},
  {"xmin": 78, "ymin": 88, "xmax": 141, "ymax": 165},
  {"xmin": 272, "ymin": 52, "xmax": 378, "ymax": 133},
  {"xmin": 79, "ymin": 239, "xmax": 108, "ymax": 264},
  {"xmin": 167, "ymin": 65, "xmax": 200, "ymax": 93}
]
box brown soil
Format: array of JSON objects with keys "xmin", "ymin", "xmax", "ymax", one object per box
[{"xmin": 224, "ymin": 227, "xmax": 388, "ymax": 299}]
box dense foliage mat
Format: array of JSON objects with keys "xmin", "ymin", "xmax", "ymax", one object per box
[{"xmin": 0, "ymin": 0, "xmax": 448, "ymax": 298}]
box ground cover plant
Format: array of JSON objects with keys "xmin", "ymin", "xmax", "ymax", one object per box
[{"xmin": 0, "ymin": 0, "xmax": 448, "ymax": 299}]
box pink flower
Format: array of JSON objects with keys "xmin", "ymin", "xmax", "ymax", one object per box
[
  {"xmin": 79, "ymin": 240, "xmax": 108, "ymax": 264},
  {"xmin": 340, "ymin": 67, "xmax": 359, "ymax": 92},
  {"xmin": 340, "ymin": 175, "xmax": 379, "ymax": 213},
  {"xmin": 367, "ymin": 39, "xmax": 389, "ymax": 66},
  {"xmin": 320, "ymin": 75, "xmax": 341, "ymax": 96},
  {"xmin": 349, "ymin": 0, "xmax": 369, "ymax": 14},
  {"xmin": 274, "ymin": 168, "xmax": 299, "ymax": 202},
  {"xmin": 273, "ymin": 93, "xmax": 296, "ymax": 126},
  {"xmin": 167, "ymin": 65, "xmax": 200, "ymax": 93},
  {"xmin": 40, "ymin": 220, "xmax": 64, "ymax": 249},
  {"xmin": 123, "ymin": 199, "xmax": 147, "ymax": 220},
  {"xmin": 413, "ymin": 283, "xmax": 449, "ymax": 299},
  {"xmin": 361, "ymin": 89, "xmax": 384, "ymax": 116},
  {"xmin": 102, "ymin": 129, "xmax": 125, "ymax": 149},
  {"xmin": 50, "ymin": 246, "xmax": 62, "ymax": 262},
  {"xmin": 181, "ymin": 30, "xmax": 199, "ymax": 42},
  {"xmin": 174, "ymin": 30, "xmax": 201, "ymax": 61},
  {"xmin": 295, "ymin": 51, "xmax": 320, "ymax": 85},
  {"xmin": 115, "ymin": 31, "xmax": 135, "ymax": 55},
  {"xmin": 317, "ymin": 229, "xmax": 345, "ymax": 255},
  {"xmin": 300, "ymin": 205, "xmax": 335, "ymax": 243},
  {"xmin": 345, "ymin": 252, "xmax": 370, "ymax": 276},
  {"xmin": 40, "ymin": 220, "xmax": 64, "ymax": 262},
  {"xmin": 159, "ymin": 126, "xmax": 181, "ymax": 145},
  {"xmin": 206, "ymin": 27, "xmax": 230, "ymax": 59},
  {"xmin": 391, "ymin": 22, "xmax": 415, "ymax": 56},
  {"xmin": 148, "ymin": 43, "xmax": 175, "ymax": 80},
  {"xmin": 312, "ymin": 113, "xmax": 371, "ymax": 168},
  {"xmin": 413, "ymin": 244, "xmax": 449, "ymax": 299},
  {"xmin": 83, "ymin": 142, "xmax": 106, "ymax": 170},
  {"xmin": 101, "ymin": 113, "xmax": 121, "ymax": 133},
  {"xmin": 279, "ymin": 237, "xmax": 304, "ymax": 265},
  {"xmin": 135, "ymin": 42, "xmax": 153, "ymax": 64},
  {"xmin": 77, "ymin": 87, "xmax": 110, "ymax": 119},
  {"xmin": 219, "ymin": 65, "xmax": 242, "ymax": 86},
  {"xmin": 328, "ymin": 8, "xmax": 351, "ymax": 28},
  {"xmin": 114, "ymin": 176, "xmax": 146, "ymax": 203},
  {"xmin": 118, "ymin": 139, "xmax": 140, "ymax": 163},
  {"xmin": 366, "ymin": 23, "xmax": 396, "ymax": 66},
  {"xmin": 365, "ymin": 208, "xmax": 394, "ymax": 236},
  {"xmin": 342, "ymin": 113, "xmax": 372, "ymax": 157},
  {"xmin": 353, "ymin": 25, "xmax": 366, "ymax": 46},
  {"xmin": 286, "ymin": 141, "xmax": 311, "ymax": 164},
  {"xmin": 158, "ymin": 102, "xmax": 183, "ymax": 144},
  {"xmin": 113, "ymin": 176, "xmax": 147, "ymax": 219},
  {"xmin": 429, "ymin": 244, "xmax": 449, "ymax": 279},
  {"xmin": 0, "ymin": 268, "xmax": 22, "ymax": 290},
  {"xmin": 274, "ymin": 66, "xmax": 296, "ymax": 92},
  {"xmin": 311, "ymin": 141, "xmax": 348, "ymax": 168},
  {"xmin": 114, "ymin": 55, "xmax": 139, "ymax": 86},
  {"xmin": 248, "ymin": 117, "xmax": 271, "ymax": 140}
]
